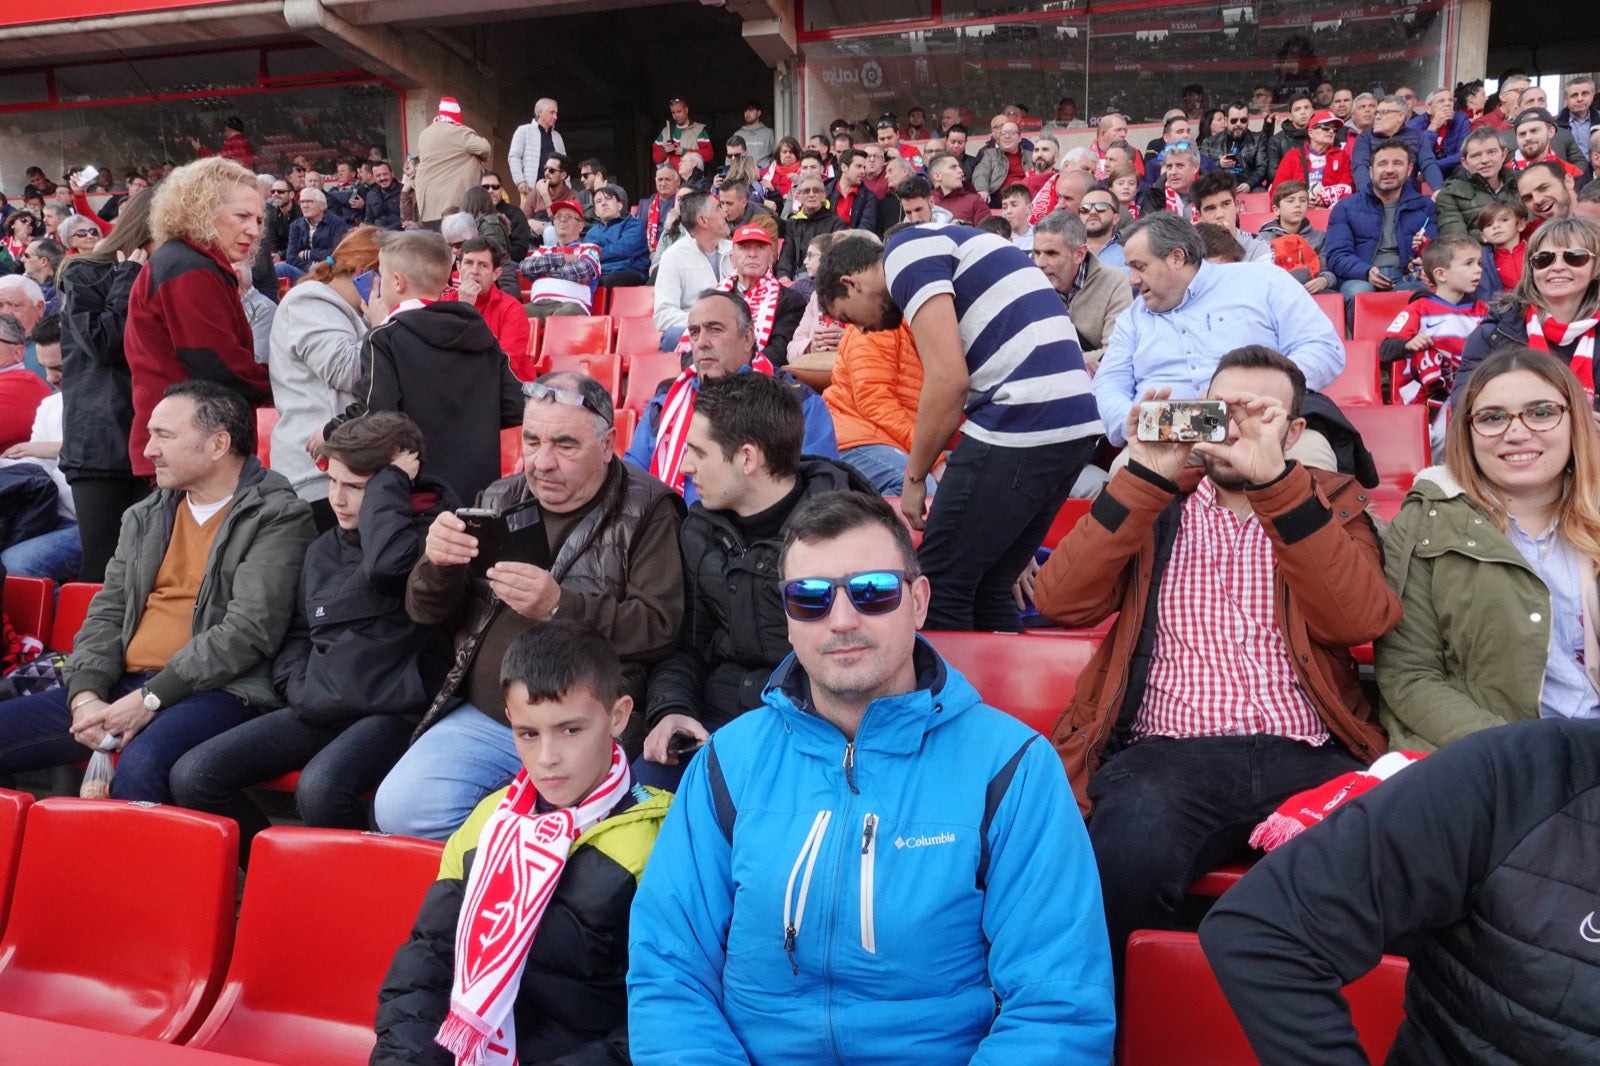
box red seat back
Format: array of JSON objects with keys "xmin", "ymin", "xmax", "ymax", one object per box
[
  {"xmin": 613, "ymin": 408, "xmax": 637, "ymax": 459},
  {"xmin": 48, "ymin": 582, "xmax": 102, "ymax": 654},
  {"xmin": 920, "ymin": 631, "xmax": 1096, "ymax": 735},
  {"xmin": 607, "ymin": 286, "xmax": 656, "ymax": 320},
  {"xmin": 1323, "ymin": 339, "xmax": 1381, "ymax": 407},
  {"xmin": 1344, "ymin": 404, "xmax": 1429, "ymax": 502},
  {"xmin": 542, "ymin": 315, "xmax": 613, "ymax": 357},
  {"xmin": 2, "ymin": 576, "xmax": 53, "ymax": 645},
  {"xmin": 1123, "ymin": 931, "xmax": 1408, "ymax": 1065},
  {"xmin": 500, "ymin": 425, "xmax": 523, "ymax": 477},
  {"xmin": 1352, "ymin": 290, "xmax": 1413, "ymax": 340},
  {"xmin": 1239, "ymin": 210, "xmax": 1274, "ymax": 235},
  {"xmin": 185, "ymin": 828, "xmax": 442, "ymax": 1066},
  {"xmin": 623, "ymin": 353, "xmax": 681, "ymax": 415},
  {"xmin": 614, "ymin": 316, "xmax": 663, "ymax": 359},
  {"xmin": 1041, "ymin": 498, "xmax": 1092, "ymax": 551},
  {"xmin": 546, "ymin": 352, "xmax": 622, "ymax": 400},
  {"xmin": 1305, "ymin": 207, "xmax": 1332, "ymax": 231},
  {"xmin": 0, "ymin": 799, "xmax": 237, "ymax": 1041},
  {"xmin": 255, "ymin": 407, "xmax": 279, "ymax": 467},
  {"xmin": 1312, "ymin": 290, "xmax": 1347, "ymax": 339},
  {"xmin": 1237, "ymin": 191, "xmax": 1270, "ymax": 214},
  {"xmin": 0, "ymin": 788, "xmax": 33, "ymax": 938}
]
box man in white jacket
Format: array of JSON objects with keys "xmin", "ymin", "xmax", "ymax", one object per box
[
  {"xmin": 652, "ymin": 189, "xmax": 731, "ymax": 349},
  {"xmin": 508, "ymin": 98, "xmax": 567, "ymax": 199}
]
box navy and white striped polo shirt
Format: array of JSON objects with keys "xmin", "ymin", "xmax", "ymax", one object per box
[{"xmin": 884, "ymin": 225, "xmax": 1102, "ymax": 448}]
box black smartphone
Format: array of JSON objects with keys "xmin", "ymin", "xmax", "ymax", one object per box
[
  {"xmin": 666, "ymin": 733, "xmax": 704, "ymax": 758},
  {"xmin": 457, "ymin": 501, "xmax": 553, "ymax": 580}
]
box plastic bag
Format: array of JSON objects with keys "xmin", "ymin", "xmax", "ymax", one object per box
[{"xmin": 79, "ymin": 733, "xmax": 119, "ymax": 799}]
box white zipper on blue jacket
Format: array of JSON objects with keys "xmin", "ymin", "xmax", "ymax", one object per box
[
  {"xmin": 783, "ymin": 809, "xmax": 832, "ymax": 974},
  {"xmin": 859, "ymin": 812, "xmax": 878, "ymax": 954}
]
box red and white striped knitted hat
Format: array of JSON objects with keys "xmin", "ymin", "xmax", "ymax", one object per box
[{"xmin": 435, "ymin": 97, "xmax": 463, "ymax": 125}]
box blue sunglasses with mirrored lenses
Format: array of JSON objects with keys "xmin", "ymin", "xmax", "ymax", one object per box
[{"xmin": 780, "ymin": 570, "xmax": 908, "ymax": 622}]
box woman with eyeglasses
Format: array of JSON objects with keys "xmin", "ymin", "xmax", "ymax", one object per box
[
  {"xmin": 1459, "ymin": 217, "xmax": 1600, "ymax": 397},
  {"xmin": 1376, "ymin": 347, "xmax": 1600, "ymax": 750},
  {"xmin": 55, "ymin": 189, "xmax": 155, "ymax": 582}
]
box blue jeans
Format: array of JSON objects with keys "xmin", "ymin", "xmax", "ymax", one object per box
[
  {"xmin": 274, "ymin": 262, "xmax": 304, "ymax": 282},
  {"xmin": 0, "ymin": 675, "xmax": 254, "ymax": 803},
  {"xmin": 658, "ymin": 326, "xmax": 686, "ymax": 351},
  {"xmin": 1, "ymin": 522, "xmax": 81, "ymax": 583},
  {"xmin": 839, "ymin": 444, "xmax": 938, "ymax": 498},
  {"xmin": 170, "ymin": 707, "xmax": 415, "ymax": 859},
  {"xmin": 918, "ymin": 434, "xmax": 1096, "ymax": 632},
  {"xmin": 1087, "ymin": 733, "xmax": 1361, "ymax": 989},
  {"xmin": 373, "ymin": 703, "xmax": 522, "ymax": 841}
]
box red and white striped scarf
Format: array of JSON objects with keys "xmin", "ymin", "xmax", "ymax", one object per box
[
  {"xmin": 1527, "ymin": 306, "xmax": 1599, "ymax": 399},
  {"xmin": 1165, "ymin": 184, "xmax": 1198, "ymax": 223},
  {"xmin": 651, "ymin": 354, "xmax": 776, "ymax": 494},
  {"xmin": 1249, "ymin": 751, "xmax": 1424, "ymax": 851},
  {"xmin": 674, "ymin": 271, "xmax": 782, "ymax": 356},
  {"xmin": 436, "ymin": 746, "xmax": 631, "ymax": 1066}
]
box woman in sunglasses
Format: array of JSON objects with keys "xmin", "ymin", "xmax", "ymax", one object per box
[
  {"xmin": 1377, "ymin": 347, "xmax": 1600, "ymax": 750},
  {"xmin": 1460, "ymin": 217, "xmax": 1600, "ymax": 394}
]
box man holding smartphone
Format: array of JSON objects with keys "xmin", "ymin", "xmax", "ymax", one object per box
[
  {"xmin": 1031, "ymin": 345, "xmax": 1402, "ymax": 993},
  {"xmin": 375, "ymin": 371, "xmax": 686, "ymax": 841}
]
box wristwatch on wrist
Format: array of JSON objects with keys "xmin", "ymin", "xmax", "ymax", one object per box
[{"xmin": 140, "ymin": 686, "xmax": 162, "ymax": 713}]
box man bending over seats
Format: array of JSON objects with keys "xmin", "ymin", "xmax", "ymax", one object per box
[
  {"xmin": 1032, "ymin": 345, "xmax": 1402, "ymax": 989},
  {"xmin": 0, "ymin": 381, "xmax": 314, "ymax": 801}
]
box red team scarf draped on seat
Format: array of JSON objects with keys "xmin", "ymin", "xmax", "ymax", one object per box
[
  {"xmin": 1249, "ymin": 751, "xmax": 1425, "ymax": 851},
  {"xmin": 435, "ymin": 745, "xmax": 631, "ymax": 1066},
  {"xmin": 1526, "ymin": 307, "xmax": 1598, "ymax": 400}
]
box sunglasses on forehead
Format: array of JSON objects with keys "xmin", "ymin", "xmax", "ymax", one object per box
[
  {"xmin": 780, "ymin": 570, "xmax": 909, "ymax": 622},
  {"xmin": 522, "ymin": 380, "xmax": 612, "ymax": 425}
]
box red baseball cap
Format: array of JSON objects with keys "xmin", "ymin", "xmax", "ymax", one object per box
[
  {"xmin": 731, "ymin": 224, "xmax": 773, "ymax": 246},
  {"xmin": 1310, "ymin": 110, "xmax": 1341, "ymax": 128},
  {"xmin": 549, "ymin": 199, "xmax": 584, "ymax": 218}
]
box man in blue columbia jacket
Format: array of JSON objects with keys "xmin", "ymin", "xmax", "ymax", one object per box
[{"xmin": 627, "ymin": 491, "xmax": 1115, "ymax": 1065}]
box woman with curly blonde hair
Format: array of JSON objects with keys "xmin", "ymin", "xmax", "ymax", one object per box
[
  {"xmin": 268, "ymin": 225, "xmax": 383, "ymax": 524},
  {"xmin": 125, "ymin": 157, "xmax": 271, "ymax": 475}
]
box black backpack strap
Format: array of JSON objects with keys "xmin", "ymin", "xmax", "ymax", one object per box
[
  {"xmin": 976, "ymin": 735, "xmax": 1038, "ymax": 890},
  {"xmin": 705, "ymin": 738, "xmax": 737, "ymax": 844}
]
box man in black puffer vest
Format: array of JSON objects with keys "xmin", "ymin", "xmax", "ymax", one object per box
[
  {"xmin": 1201, "ymin": 718, "xmax": 1600, "ymax": 1064},
  {"xmin": 637, "ymin": 372, "xmax": 875, "ymax": 789}
]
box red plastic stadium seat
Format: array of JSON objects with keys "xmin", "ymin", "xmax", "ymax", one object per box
[
  {"xmin": 546, "ymin": 352, "xmax": 622, "ymax": 400},
  {"xmin": 590, "ymin": 286, "xmax": 610, "ymax": 315},
  {"xmin": 47, "ymin": 582, "xmax": 101, "ymax": 653},
  {"xmin": 623, "ymin": 353, "xmax": 681, "ymax": 415},
  {"xmin": 1352, "ymin": 290, "xmax": 1413, "ymax": 341},
  {"xmin": 0, "ymin": 788, "xmax": 33, "ymax": 938},
  {"xmin": 1237, "ymin": 191, "xmax": 1270, "ymax": 214},
  {"xmin": 1239, "ymin": 210, "xmax": 1275, "ymax": 235},
  {"xmin": 1312, "ymin": 291, "xmax": 1347, "ymax": 339},
  {"xmin": 500, "ymin": 425, "xmax": 523, "ymax": 477},
  {"xmin": 0, "ymin": 799, "xmax": 237, "ymax": 1041},
  {"xmin": 1041, "ymin": 498, "xmax": 1092, "ymax": 551},
  {"xmin": 185, "ymin": 828, "xmax": 442, "ymax": 1066},
  {"xmin": 255, "ymin": 407, "xmax": 279, "ymax": 467},
  {"xmin": 607, "ymin": 286, "xmax": 656, "ymax": 320},
  {"xmin": 614, "ymin": 408, "xmax": 637, "ymax": 459},
  {"xmin": 1305, "ymin": 207, "xmax": 1331, "ymax": 231},
  {"xmin": 526, "ymin": 316, "xmax": 542, "ymax": 359},
  {"xmin": 1187, "ymin": 860, "xmax": 1254, "ymax": 898},
  {"xmin": 1343, "ymin": 404, "xmax": 1429, "ymax": 517},
  {"xmin": 1323, "ymin": 340, "xmax": 1381, "ymax": 407},
  {"xmin": 542, "ymin": 314, "xmax": 613, "ymax": 357},
  {"xmin": 921, "ymin": 630, "xmax": 1097, "ymax": 736},
  {"xmin": 1122, "ymin": 931, "xmax": 1408, "ymax": 1066},
  {"xmin": 2, "ymin": 576, "xmax": 53, "ymax": 645},
  {"xmin": 613, "ymin": 316, "xmax": 664, "ymax": 362}
]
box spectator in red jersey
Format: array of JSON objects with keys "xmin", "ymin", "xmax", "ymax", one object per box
[
  {"xmin": 1381, "ymin": 235, "xmax": 1489, "ymax": 451},
  {"xmin": 826, "ymin": 149, "xmax": 879, "ymax": 233},
  {"xmin": 928, "ymin": 152, "xmax": 989, "ymax": 226},
  {"xmin": 189, "ymin": 115, "xmax": 256, "ymax": 171},
  {"xmin": 1034, "ymin": 344, "xmax": 1400, "ymax": 990},
  {"xmin": 1270, "ymin": 110, "xmax": 1354, "ymax": 207},
  {"xmin": 1477, "ymin": 200, "xmax": 1530, "ymax": 294},
  {"xmin": 124, "ymin": 157, "xmax": 271, "ymax": 481},
  {"xmin": 455, "ymin": 238, "xmax": 532, "ymax": 381},
  {"xmin": 0, "ymin": 313, "xmax": 50, "ymax": 451}
]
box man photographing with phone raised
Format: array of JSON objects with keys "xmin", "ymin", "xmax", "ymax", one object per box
[
  {"xmin": 374, "ymin": 371, "xmax": 685, "ymax": 841},
  {"xmin": 1031, "ymin": 345, "xmax": 1402, "ymax": 994}
]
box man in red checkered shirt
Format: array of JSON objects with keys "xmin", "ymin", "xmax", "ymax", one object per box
[{"xmin": 1032, "ymin": 345, "xmax": 1403, "ymax": 991}]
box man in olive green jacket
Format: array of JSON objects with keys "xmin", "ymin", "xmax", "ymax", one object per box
[
  {"xmin": 0, "ymin": 381, "xmax": 314, "ymax": 802},
  {"xmin": 1435, "ymin": 128, "xmax": 1519, "ymax": 240}
]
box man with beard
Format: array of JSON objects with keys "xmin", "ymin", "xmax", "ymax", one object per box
[
  {"xmin": 1034, "ymin": 345, "xmax": 1400, "ymax": 989},
  {"xmin": 817, "ymin": 228, "xmax": 1101, "ymax": 632},
  {"xmin": 1078, "ymin": 185, "xmax": 1127, "ymax": 270}
]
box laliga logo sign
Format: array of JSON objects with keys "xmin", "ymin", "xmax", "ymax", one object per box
[
  {"xmin": 861, "ymin": 60, "xmax": 883, "ymax": 90},
  {"xmin": 823, "ymin": 60, "xmax": 884, "ymax": 89}
]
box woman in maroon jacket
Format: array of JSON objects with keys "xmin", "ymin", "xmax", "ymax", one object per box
[{"xmin": 125, "ymin": 157, "xmax": 271, "ymax": 477}]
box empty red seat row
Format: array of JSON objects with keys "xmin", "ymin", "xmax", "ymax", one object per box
[{"xmin": 0, "ymin": 793, "xmax": 439, "ymax": 1065}]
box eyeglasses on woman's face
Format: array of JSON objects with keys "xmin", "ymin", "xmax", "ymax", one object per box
[{"xmin": 1468, "ymin": 401, "xmax": 1569, "ymax": 436}]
